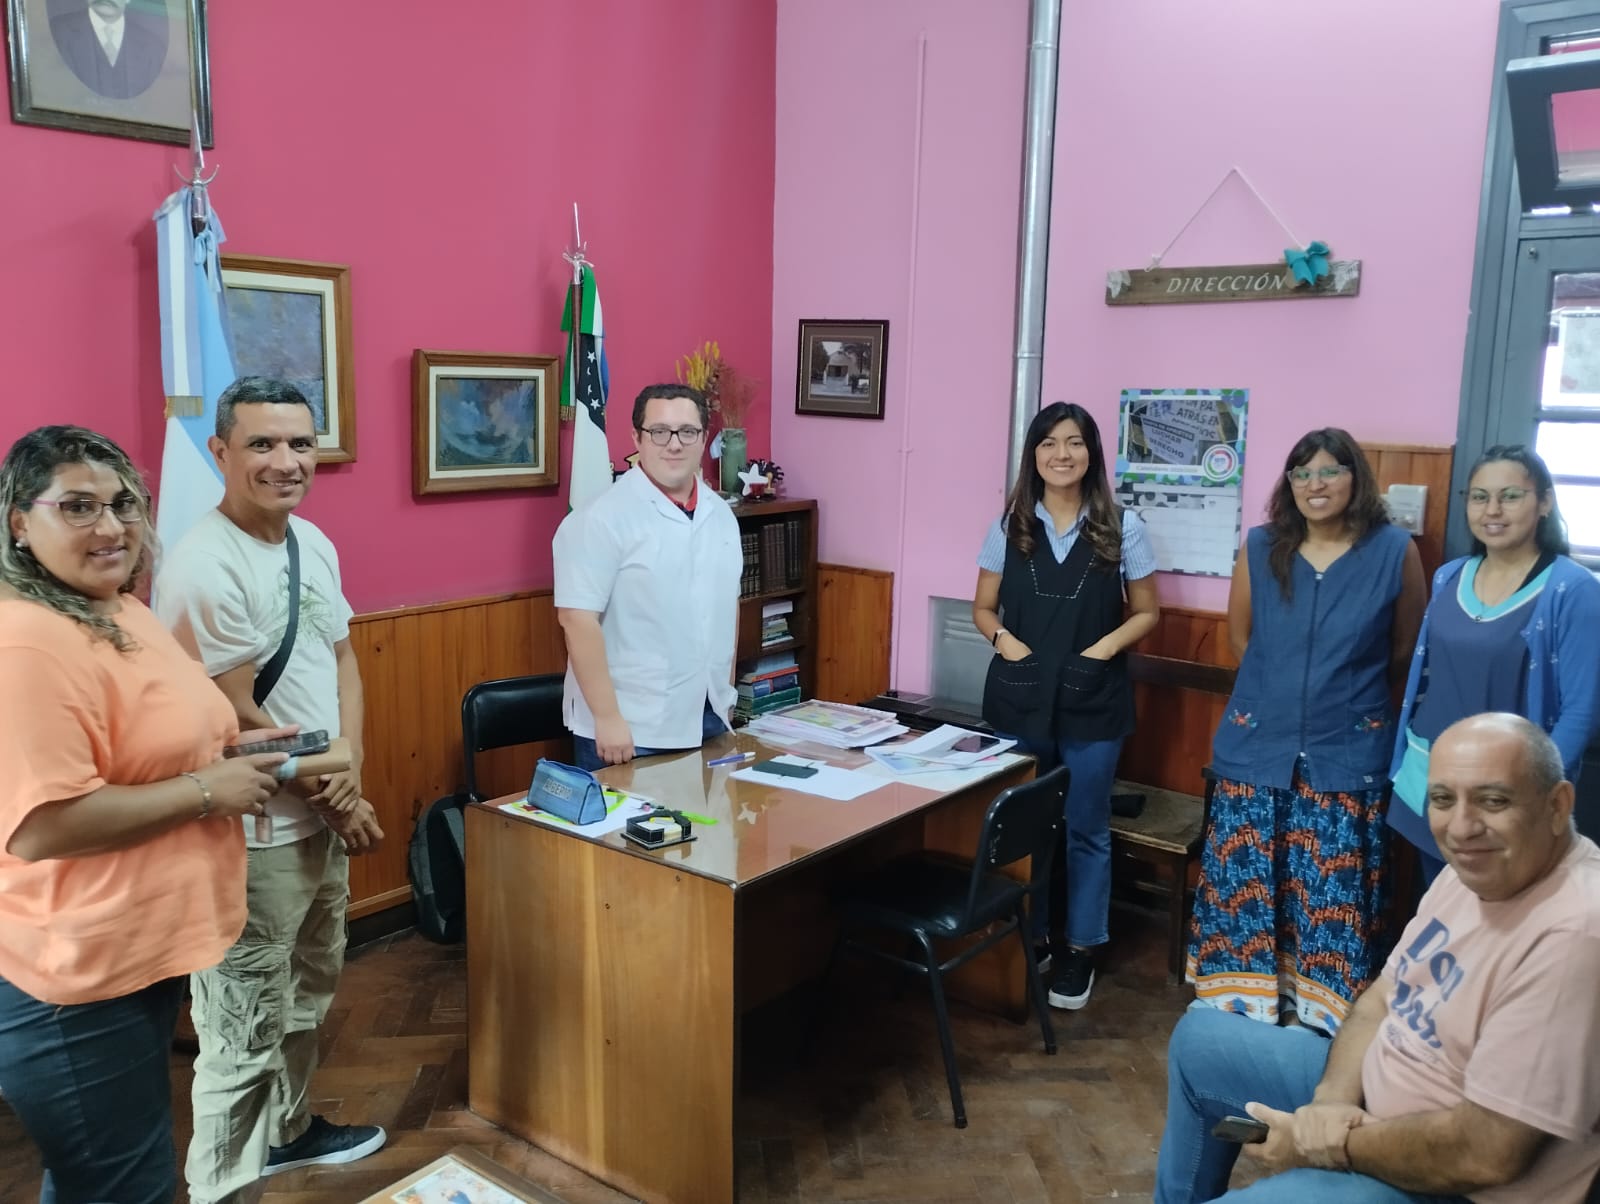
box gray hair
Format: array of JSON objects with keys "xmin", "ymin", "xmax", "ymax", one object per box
[
  {"xmin": 0, "ymin": 425, "xmax": 155, "ymax": 652},
  {"xmin": 1445, "ymin": 713, "xmax": 1566, "ymax": 796},
  {"xmin": 216, "ymin": 376, "xmax": 314, "ymax": 442}
]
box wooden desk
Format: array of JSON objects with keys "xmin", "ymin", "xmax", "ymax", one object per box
[{"xmin": 466, "ymin": 733, "xmax": 1034, "ymax": 1204}]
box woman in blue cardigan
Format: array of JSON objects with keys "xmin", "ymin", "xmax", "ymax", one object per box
[{"xmin": 1390, "ymin": 445, "xmax": 1600, "ymax": 882}]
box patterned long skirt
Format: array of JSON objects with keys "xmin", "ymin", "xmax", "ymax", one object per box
[{"xmin": 1185, "ymin": 772, "xmax": 1392, "ymax": 1035}]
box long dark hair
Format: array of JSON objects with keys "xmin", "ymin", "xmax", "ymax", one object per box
[
  {"xmin": 1265, "ymin": 427, "xmax": 1388, "ymax": 598},
  {"xmin": 1003, "ymin": 401, "xmax": 1122, "ymax": 564},
  {"xmin": 1467, "ymin": 444, "xmax": 1570, "ymax": 557},
  {"xmin": 1, "ymin": 425, "xmax": 156, "ymax": 651}
]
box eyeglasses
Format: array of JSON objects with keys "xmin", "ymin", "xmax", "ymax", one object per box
[
  {"xmin": 1465, "ymin": 488, "xmax": 1531, "ymax": 508},
  {"xmin": 1287, "ymin": 465, "xmax": 1350, "ymax": 487},
  {"xmin": 30, "ymin": 496, "xmax": 145, "ymax": 527},
  {"xmin": 638, "ymin": 425, "xmax": 704, "ymax": 447}
]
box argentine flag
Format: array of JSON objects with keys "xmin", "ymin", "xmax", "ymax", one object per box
[{"xmin": 154, "ymin": 186, "xmax": 234, "ymax": 563}]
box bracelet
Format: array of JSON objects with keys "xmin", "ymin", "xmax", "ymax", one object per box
[
  {"xmin": 182, "ymin": 771, "xmax": 212, "ymax": 819},
  {"xmin": 991, "ymin": 627, "xmax": 1007, "ymax": 647}
]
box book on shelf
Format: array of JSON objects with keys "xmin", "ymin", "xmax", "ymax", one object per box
[
  {"xmin": 784, "ymin": 516, "xmax": 804, "ymax": 588},
  {"xmin": 760, "ymin": 523, "xmax": 787, "ymax": 592},
  {"xmin": 740, "ymin": 531, "xmax": 761, "ymax": 598},
  {"xmin": 742, "ymin": 652, "xmax": 799, "ymax": 680},
  {"xmin": 734, "ymin": 686, "xmax": 803, "ymax": 719},
  {"xmin": 738, "ymin": 671, "xmax": 800, "ymax": 699}
]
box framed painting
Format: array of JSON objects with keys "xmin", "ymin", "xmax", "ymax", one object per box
[
  {"xmin": 412, "ymin": 349, "xmax": 560, "ymax": 496},
  {"xmin": 795, "ymin": 319, "xmax": 889, "ymax": 419},
  {"xmin": 5, "ymin": 0, "xmax": 212, "ymax": 145},
  {"xmin": 357, "ymin": 1145, "xmax": 566, "ymax": 1204},
  {"xmin": 221, "ymin": 255, "xmax": 357, "ymax": 464}
]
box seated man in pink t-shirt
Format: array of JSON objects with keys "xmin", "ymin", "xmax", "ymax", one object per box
[{"xmin": 1155, "ymin": 712, "xmax": 1600, "ymax": 1204}]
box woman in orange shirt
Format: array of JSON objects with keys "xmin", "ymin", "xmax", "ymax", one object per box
[{"xmin": 0, "ymin": 426, "xmax": 288, "ymax": 1204}]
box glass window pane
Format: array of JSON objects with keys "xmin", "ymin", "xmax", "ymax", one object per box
[
  {"xmin": 1540, "ymin": 274, "xmax": 1600, "ymax": 409},
  {"xmin": 1535, "ymin": 420, "xmax": 1600, "ymax": 479},
  {"xmin": 1549, "ymin": 479, "xmax": 1600, "ymax": 552},
  {"xmin": 1552, "ymin": 88, "xmax": 1600, "ymax": 184}
]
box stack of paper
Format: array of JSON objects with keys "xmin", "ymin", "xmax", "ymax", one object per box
[
  {"xmin": 744, "ymin": 699, "xmax": 907, "ymax": 749},
  {"xmin": 893, "ymin": 725, "xmax": 1018, "ymax": 766}
]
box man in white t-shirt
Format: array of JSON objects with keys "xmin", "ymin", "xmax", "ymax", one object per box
[
  {"xmin": 1155, "ymin": 712, "xmax": 1600, "ymax": 1203},
  {"xmin": 156, "ymin": 377, "xmax": 386, "ymax": 1204},
  {"xmin": 554, "ymin": 383, "xmax": 742, "ymax": 770}
]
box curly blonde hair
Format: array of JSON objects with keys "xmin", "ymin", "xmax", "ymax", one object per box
[{"xmin": 1, "ymin": 426, "xmax": 157, "ymax": 652}]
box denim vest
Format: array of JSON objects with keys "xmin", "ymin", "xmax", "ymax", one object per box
[{"xmin": 1210, "ymin": 523, "xmax": 1410, "ymax": 793}]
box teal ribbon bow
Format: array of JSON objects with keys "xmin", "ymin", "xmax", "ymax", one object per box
[{"xmin": 1283, "ymin": 241, "xmax": 1331, "ymax": 285}]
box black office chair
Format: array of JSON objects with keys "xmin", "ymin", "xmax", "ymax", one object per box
[
  {"xmin": 818, "ymin": 764, "xmax": 1070, "ymax": 1128},
  {"xmin": 461, "ymin": 674, "xmax": 566, "ymax": 801}
]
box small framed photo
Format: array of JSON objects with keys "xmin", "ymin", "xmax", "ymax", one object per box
[
  {"xmin": 5, "ymin": 0, "xmax": 213, "ymax": 146},
  {"xmin": 221, "ymin": 255, "xmax": 357, "ymax": 464},
  {"xmin": 794, "ymin": 319, "xmax": 889, "ymax": 419},
  {"xmin": 412, "ymin": 349, "xmax": 560, "ymax": 496}
]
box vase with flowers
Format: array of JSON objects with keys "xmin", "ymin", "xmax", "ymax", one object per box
[{"xmin": 676, "ymin": 340, "xmax": 758, "ymax": 495}]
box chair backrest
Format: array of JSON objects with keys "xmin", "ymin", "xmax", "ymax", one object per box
[
  {"xmin": 957, "ymin": 764, "xmax": 1070, "ymax": 927},
  {"xmin": 461, "ymin": 674, "xmax": 566, "ymax": 801}
]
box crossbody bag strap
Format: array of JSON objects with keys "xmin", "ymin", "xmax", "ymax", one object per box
[{"xmin": 253, "ymin": 526, "xmax": 300, "ymax": 707}]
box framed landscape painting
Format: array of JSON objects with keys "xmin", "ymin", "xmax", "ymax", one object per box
[
  {"xmin": 412, "ymin": 349, "xmax": 560, "ymax": 496},
  {"xmin": 221, "ymin": 255, "xmax": 356, "ymax": 463}
]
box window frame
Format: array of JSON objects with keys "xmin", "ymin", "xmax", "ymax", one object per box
[{"xmin": 1454, "ymin": 0, "xmax": 1600, "ymax": 565}]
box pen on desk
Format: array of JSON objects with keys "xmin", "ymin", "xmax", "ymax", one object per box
[{"xmin": 707, "ymin": 751, "xmax": 755, "ymax": 768}]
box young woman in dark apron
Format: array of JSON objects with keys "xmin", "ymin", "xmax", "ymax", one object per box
[{"xmin": 972, "ymin": 402, "xmax": 1160, "ymax": 1010}]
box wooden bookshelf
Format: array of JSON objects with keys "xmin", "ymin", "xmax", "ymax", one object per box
[{"xmin": 730, "ymin": 497, "xmax": 818, "ymax": 709}]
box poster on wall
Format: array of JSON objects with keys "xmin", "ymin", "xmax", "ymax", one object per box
[{"xmin": 1115, "ymin": 388, "xmax": 1248, "ymax": 578}]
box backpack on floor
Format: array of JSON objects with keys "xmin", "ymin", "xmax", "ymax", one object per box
[{"xmin": 409, "ymin": 793, "xmax": 468, "ymax": 944}]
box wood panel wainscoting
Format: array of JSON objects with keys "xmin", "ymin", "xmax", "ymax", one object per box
[
  {"xmin": 816, "ymin": 563, "xmax": 894, "ymax": 705},
  {"xmin": 345, "ymin": 563, "xmax": 896, "ymax": 919},
  {"xmin": 345, "ymin": 591, "xmax": 565, "ymax": 919}
]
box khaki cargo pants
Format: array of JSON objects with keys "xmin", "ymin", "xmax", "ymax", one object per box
[{"xmin": 186, "ymin": 827, "xmax": 348, "ymax": 1204}]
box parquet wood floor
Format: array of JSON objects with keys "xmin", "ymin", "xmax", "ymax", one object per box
[{"xmin": 0, "ymin": 908, "xmax": 1244, "ymax": 1203}]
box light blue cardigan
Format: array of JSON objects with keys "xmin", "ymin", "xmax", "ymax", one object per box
[{"xmin": 1390, "ymin": 554, "xmax": 1600, "ymax": 815}]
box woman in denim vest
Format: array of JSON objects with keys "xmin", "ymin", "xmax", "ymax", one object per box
[
  {"xmin": 1389, "ymin": 445, "xmax": 1600, "ymax": 884},
  {"xmin": 972, "ymin": 402, "xmax": 1161, "ymax": 1011},
  {"xmin": 1188, "ymin": 429, "xmax": 1425, "ymax": 1034}
]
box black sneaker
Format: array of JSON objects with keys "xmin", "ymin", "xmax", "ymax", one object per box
[
  {"xmin": 1031, "ymin": 943, "xmax": 1053, "ymax": 975},
  {"xmin": 263, "ymin": 1115, "xmax": 387, "ymax": 1176},
  {"xmin": 1046, "ymin": 948, "xmax": 1095, "ymax": 1010}
]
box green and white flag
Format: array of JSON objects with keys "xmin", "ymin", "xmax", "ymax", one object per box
[{"xmin": 561, "ymin": 264, "xmax": 610, "ymax": 510}]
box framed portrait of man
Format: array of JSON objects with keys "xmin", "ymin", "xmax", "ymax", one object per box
[{"xmin": 5, "ymin": 0, "xmax": 212, "ymax": 145}]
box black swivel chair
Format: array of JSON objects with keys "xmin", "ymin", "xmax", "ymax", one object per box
[
  {"xmin": 460, "ymin": 674, "xmax": 567, "ymax": 800},
  {"xmin": 818, "ymin": 764, "xmax": 1070, "ymax": 1128}
]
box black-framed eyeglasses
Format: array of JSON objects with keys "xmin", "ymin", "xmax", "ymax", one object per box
[
  {"xmin": 1464, "ymin": 487, "xmax": 1532, "ymax": 508},
  {"xmin": 30, "ymin": 496, "xmax": 144, "ymax": 527},
  {"xmin": 1287, "ymin": 465, "xmax": 1350, "ymax": 487},
  {"xmin": 638, "ymin": 425, "xmax": 704, "ymax": 447}
]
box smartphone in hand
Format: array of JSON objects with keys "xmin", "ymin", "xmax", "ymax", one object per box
[
  {"xmin": 1210, "ymin": 1115, "xmax": 1270, "ymax": 1144},
  {"xmin": 224, "ymin": 730, "xmax": 330, "ymax": 759}
]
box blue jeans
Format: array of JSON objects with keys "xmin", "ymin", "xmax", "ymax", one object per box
[
  {"xmin": 1155, "ymin": 1008, "xmax": 1469, "ymax": 1203},
  {"xmin": 572, "ymin": 698, "xmax": 728, "ymax": 772},
  {"xmin": 0, "ymin": 972, "xmax": 185, "ymax": 1204},
  {"xmin": 1014, "ymin": 733, "xmax": 1123, "ymax": 949}
]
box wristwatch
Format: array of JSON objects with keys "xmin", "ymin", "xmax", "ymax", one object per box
[{"xmin": 991, "ymin": 627, "xmax": 1007, "ymax": 647}]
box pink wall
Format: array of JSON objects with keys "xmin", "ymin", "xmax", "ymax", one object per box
[
  {"xmin": 770, "ymin": 0, "xmax": 1028, "ymax": 688},
  {"xmin": 0, "ymin": 0, "xmax": 776, "ymax": 613},
  {"xmin": 774, "ymin": 0, "xmax": 1502, "ymax": 691}
]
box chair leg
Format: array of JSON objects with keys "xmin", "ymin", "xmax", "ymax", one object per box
[
  {"xmin": 918, "ymin": 934, "xmax": 967, "ymax": 1129},
  {"xmin": 1018, "ymin": 905, "xmax": 1057, "ymax": 1055}
]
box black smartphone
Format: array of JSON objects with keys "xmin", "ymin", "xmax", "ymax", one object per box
[
  {"xmin": 1210, "ymin": 1115, "xmax": 1270, "ymax": 1144},
  {"xmin": 952, "ymin": 733, "xmax": 1001, "ymax": 754},
  {"xmin": 223, "ymin": 730, "xmax": 329, "ymax": 759}
]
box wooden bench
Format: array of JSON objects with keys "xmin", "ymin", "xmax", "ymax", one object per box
[{"xmin": 1110, "ymin": 778, "xmax": 1208, "ymax": 984}]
